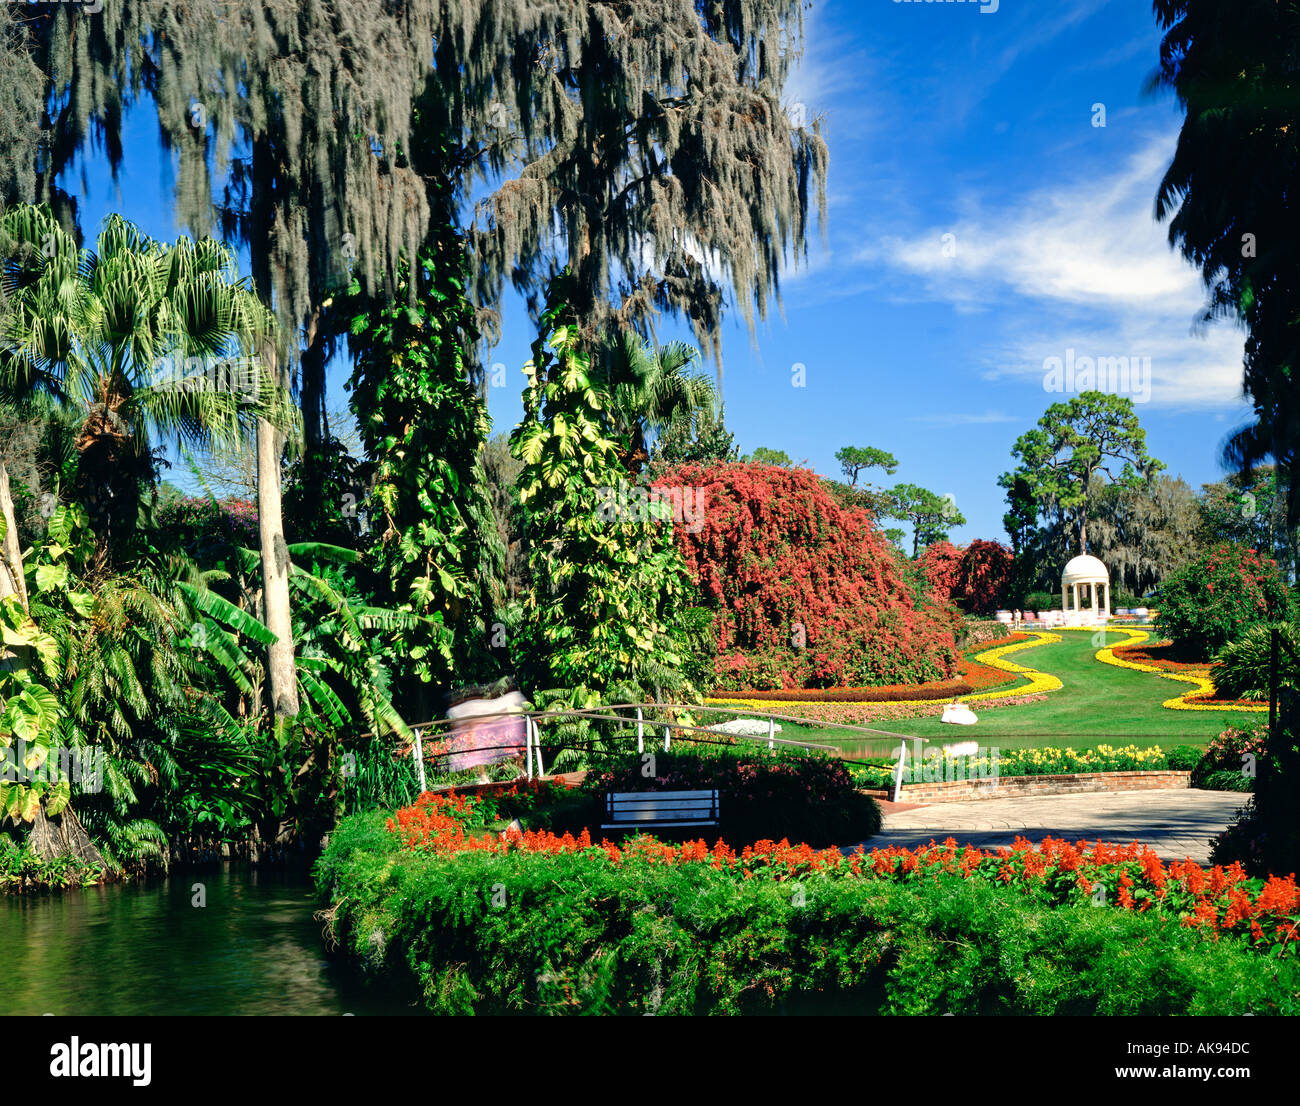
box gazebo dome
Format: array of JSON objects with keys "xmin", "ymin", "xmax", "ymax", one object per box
[
  {"xmin": 1060, "ymin": 553, "xmax": 1111, "ymax": 623},
  {"xmin": 1061, "ymin": 554, "xmax": 1109, "ymax": 585}
]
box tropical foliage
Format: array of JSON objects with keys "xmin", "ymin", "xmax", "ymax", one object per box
[
  {"xmin": 346, "ymin": 221, "xmax": 504, "ymax": 707},
  {"xmin": 0, "ymin": 203, "xmax": 286, "ymax": 560},
  {"xmin": 509, "ymin": 275, "xmax": 696, "ymax": 706}
]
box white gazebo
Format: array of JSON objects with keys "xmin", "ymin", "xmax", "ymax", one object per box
[{"xmin": 1061, "ymin": 554, "xmax": 1111, "ymax": 625}]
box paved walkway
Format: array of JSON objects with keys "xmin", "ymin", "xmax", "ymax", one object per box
[{"xmin": 853, "ymin": 790, "xmax": 1248, "ymax": 865}]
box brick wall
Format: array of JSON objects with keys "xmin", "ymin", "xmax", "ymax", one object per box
[{"xmin": 862, "ymin": 770, "xmax": 1191, "ymax": 804}]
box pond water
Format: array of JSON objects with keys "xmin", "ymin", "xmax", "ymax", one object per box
[{"xmin": 0, "ymin": 867, "xmax": 425, "ymax": 1016}]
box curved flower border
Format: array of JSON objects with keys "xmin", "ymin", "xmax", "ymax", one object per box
[
  {"xmin": 708, "ymin": 631, "xmax": 1061, "ymax": 708},
  {"xmin": 1093, "ymin": 628, "xmax": 1267, "ymax": 713}
]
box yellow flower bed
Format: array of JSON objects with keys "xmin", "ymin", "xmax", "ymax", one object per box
[
  {"xmin": 708, "ymin": 632, "xmax": 1061, "ymax": 708},
  {"xmin": 966, "ymin": 631, "xmax": 1062, "ymax": 700},
  {"xmin": 1092, "ymin": 627, "xmax": 1267, "ymax": 714},
  {"xmin": 968, "ymin": 743, "xmax": 1168, "ymax": 775}
]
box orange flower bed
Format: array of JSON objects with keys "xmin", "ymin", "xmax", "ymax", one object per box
[
  {"xmin": 707, "ymin": 635, "xmax": 1024, "ymax": 703},
  {"xmin": 1109, "ymin": 640, "xmax": 1264, "ymax": 709},
  {"xmin": 1112, "ymin": 641, "xmax": 1212, "ymax": 676},
  {"xmin": 386, "ymin": 791, "xmax": 1300, "ymax": 954},
  {"xmin": 704, "ymin": 680, "xmax": 974, "ymax": 703},
  {"xmin": 959, "ymin": 655, "xmax": 1019, "ymax": 691}
]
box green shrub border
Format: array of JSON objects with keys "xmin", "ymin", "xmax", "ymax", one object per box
[{"xmin": 316, "ymin": 813, "xmax": 1299, "ymax": 1015}]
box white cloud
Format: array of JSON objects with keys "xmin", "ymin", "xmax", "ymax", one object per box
[{"xmin": 869, "ymin": 131, "xmax": 1249, "ymax": 409}]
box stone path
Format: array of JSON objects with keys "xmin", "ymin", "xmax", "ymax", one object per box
[{"xmin": 853, "ymin": 790, "xmax": 1248, "ymax": 865}]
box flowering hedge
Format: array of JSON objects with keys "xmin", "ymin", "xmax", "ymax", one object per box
[
  {"xmin": 956, "ymin": 539, "xmax": 1015, "ymax": 614},
  {"xmin": 381, "ymin": 792, "xmax": 1299, "ymax": 946},
  {"xmin": 653, "ymin": 462, "xmax": 959, "ymax": 689},
  {"xmin": 158, "ymin": 494, "xmax": 260, "ymax": 546},
  {"xmin": 1155, "ymin": 544, "xmax": 1294, "ymax": 660},
  {"xmin": 709, "ymin": 631, "xmax": 1053, "ymax": 713},
  {"xmin": 919, "ymin": 540, "xmax": 962, "ymax": 601},
  {"xmin": 708, "ymin": 680, "xmax": 974, "ymax": 703},
  {"xmin": 317, "ymin": 797, "xmax": 1300, "ymax": 1014},
  {"xmin": 710, "ymin": 638, "xmax": 1021, "ymax": 703},
  {"xmin": 853, "ymin": 743, "xmax": 1198, "ymax": 790},
  {"xmin": 919, "ymin": 539, "xmax": 1014, "ymax": 614},
  {"xmin": 1192, "ymin": 724, "xmax": 1268, "ymax": 792}
]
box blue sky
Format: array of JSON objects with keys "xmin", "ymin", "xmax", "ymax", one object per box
[{"xmin": 64, "ymin": 0, "xmax": 1248, "ymax": 544}]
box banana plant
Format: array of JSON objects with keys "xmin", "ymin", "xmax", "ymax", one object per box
[
  {"xmin": 0, "ymin": 595, "xmax": 68, "ymax": 826},
  {"xmin": 187, "ymin": 541, "xmax": 420, "ymax": 744}
]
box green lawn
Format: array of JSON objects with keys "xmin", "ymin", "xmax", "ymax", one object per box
[{"xmin": 781, "ymin": 630, "xmax": 1262, "ymax": 758}]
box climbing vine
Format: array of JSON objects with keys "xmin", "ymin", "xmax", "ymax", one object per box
[
  {"xmin": 347, "ymin": 209, "xmax": 504, "ymax": 704},
  {"xmin": 510, "ymin": 274, "xmax": 694, "ymax": 704}
]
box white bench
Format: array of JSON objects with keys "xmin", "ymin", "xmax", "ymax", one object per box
[{"xmin": 602, "ymin": 789, "xmax": 720, "ymax": 831}]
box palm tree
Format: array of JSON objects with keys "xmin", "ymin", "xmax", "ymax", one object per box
[
  {"xmin": 0, "ymin": 202, "xmax": 300, "ymax": 719},
  {"xmin": 0, "ymin": 204, "xmax": 290, "ymax": 550},
  {"xmin": 599, "ymin": 332, "xmax": 718, "ymax": 473}
]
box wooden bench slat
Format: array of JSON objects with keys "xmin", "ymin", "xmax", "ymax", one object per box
[
  {"xmin": 608, "ymin": 790, "xmax": 717, "ymax": 802},
  {"xmin": 603, "ymin": 788, "xmax": 719, "ymax": 832}
]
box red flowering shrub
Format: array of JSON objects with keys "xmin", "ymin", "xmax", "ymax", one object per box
[
  {"xmin": 653, "ymin": 462, "xmax": 959, "ymax": 689},
  {"xmin": 957, "ymin": 539, "xmax": 1014, "ymax": 614},
  {"xmin": 920, "ymin": 539, "xmax": 1013, "ymax": 614},
  {"xmin": 1156, "ymin": 543, "xmax": 1294, "ymax": 659},
  {"xmin": 919, "ymin": 540, "xmax": 962, "ymax": 602},
  {"xmin": 158, "ymin": 495, "xmax": 260, "ymax": 545}
]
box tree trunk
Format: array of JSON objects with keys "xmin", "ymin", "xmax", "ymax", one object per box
[
  {"xmin": 257, "ymin": 343, "xmax": 299, "ymax": 719},
  {"xmin": 301, "ymin": 326, "xmax": 327, "ymax": 464},
  {"xmin": 0, "ymin": 460, "xmax": 28, "ymax": 612},
  {"xmin": 29, "ymin": 805, "xmax": 106, "ymax": 867}
]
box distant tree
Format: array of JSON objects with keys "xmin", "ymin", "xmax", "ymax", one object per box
[
  {"xmin": 835, "ymin": 445, "xmax": 898, "ymax": 488},
  {"xmin": 1001, "ymin": 392, "xmax": 1163, "ymax": 555},
  {"xmin": 1001, "ymin": 471, "xmax": 1039, "ymax": 555},
  {"xmin": 744, "ymin": 447, "xmax": 796, "ymax": 468},
  {"xmin": 1197, "ymin": 466, "xmax": 1298, "ymax": 581},
  {"xmin": 1086, "ymin": 474, "xmax": 1204, "ymax": 597},
  {"xmin": 1152, "ymin": 0, "xmax": 1300, "ymax": 529},
  {"xmin": 820, "ymin": 477, "xmax": 882, "ymax": 517},
  {"xmin": 888, "ymin": 484, "xmax": 966, "ymax": 558}
]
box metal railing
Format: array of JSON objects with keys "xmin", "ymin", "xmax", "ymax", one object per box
[{"xmin": 374, "ymin": 702, "xmax": 925, "ymax": 793}]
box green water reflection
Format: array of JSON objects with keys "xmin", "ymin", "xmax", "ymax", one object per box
[{"xmin": 1, "ymin": 868, "xmax": 424, "ymax": 1016}]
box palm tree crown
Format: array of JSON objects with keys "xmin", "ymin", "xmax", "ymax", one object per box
[
  {"xmin": 0, "ymin": 203, "xmax": 286, "ymax": 555},
  {"xmin": 600, "ymin": 331, "xmax": 718, "ymax": 473}
]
